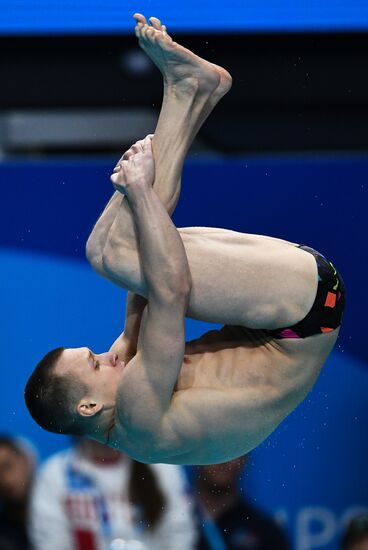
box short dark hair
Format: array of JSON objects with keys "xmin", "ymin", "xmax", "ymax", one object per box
[
  {"xmin": 342, "ymin": 516, "xmax": 368, "ymax": 549},
  {"xmin": 24, "ymin": 347, "xmax": 89, "ymax": 436}
]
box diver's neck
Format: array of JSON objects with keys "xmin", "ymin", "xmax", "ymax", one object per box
[{"xmin": 88, "ymin": 410, "xmax": 116, "ymax": 447}]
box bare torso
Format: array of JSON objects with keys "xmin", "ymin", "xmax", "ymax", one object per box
[
  {"xmin": 179, "ymin": 324, "xmax": 335, "ymax": 393},
  {"xmin": 111, "ymin": 324, "xmax": 338, "ymax": 464},
  {"xmin": 108, "ymin": 233, "xmax": 340, "ymax": 464},
  {"xmin": 173, "ymin": 325, "xmax": 338, "ymax": 461}
]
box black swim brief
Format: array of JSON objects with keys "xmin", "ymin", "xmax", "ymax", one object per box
[{"xmin": 268, "ymin": 245, "xmax": 346, "ymax": 339}]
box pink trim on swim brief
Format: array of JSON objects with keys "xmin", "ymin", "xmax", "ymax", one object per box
[{"xmin": 277, "ymin": 328, "xmax": 301, "ymax": 339}]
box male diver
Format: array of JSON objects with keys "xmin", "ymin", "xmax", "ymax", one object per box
[{"xmin": 25, "ymin": 14, "xmax": 345, "ymax": 465}]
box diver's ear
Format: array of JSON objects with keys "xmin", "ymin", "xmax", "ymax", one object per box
[{"xmin": 77, "ymin": 400, "xmax": 103, "ymax": 418}]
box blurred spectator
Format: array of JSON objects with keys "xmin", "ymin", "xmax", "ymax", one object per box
[
  {"xmin": 194, "ymin": 455, "xmax": 289, "ymax": 550},
  {"xmin": 0, "ymin": 435, "xmax": 36, "ymax": 550},
  {"xmin": 342, "ymin": 516, "xmax": 368, "ymax": 550},
  {"xmin": 29, "ymin": 438, "xmax": 196, "ymax": 550}
]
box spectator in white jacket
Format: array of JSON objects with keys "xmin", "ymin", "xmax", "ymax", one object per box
[{"xmin": 29, "ymin": 438, "xmax": 196, "ymax": 550}]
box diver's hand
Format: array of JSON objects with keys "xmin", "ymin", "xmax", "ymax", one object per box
[
  {"xmin": 109, "ymin": 332, "xmax": 136, "ymax": 365},
  {"xmin": 112, "ymin": 134, "xmax": 154, "ymax": 172},
  {"xmin": 110, "ymin": 135, "xmax": 155, "ymax": 195}
]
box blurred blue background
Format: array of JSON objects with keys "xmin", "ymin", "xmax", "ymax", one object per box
[
  {"xmin": 1, "ymin": 156, "xmax": 367, "ymax": 550},
  {"xmin": 1, "ymin": 0, "xmax": 368, "ymax": 34},
  {"xmin": 1, "ymin": 1, "xmax": 368, "ymax": 548}
]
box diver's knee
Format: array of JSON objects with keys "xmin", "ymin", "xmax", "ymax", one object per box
[
  {"xmin": 86, "ymin": 237, "xmax": 104, "ymax": 273},
  {"xmin": 101, "ymin": 240, "xmax": 118, "ymax": 277}
]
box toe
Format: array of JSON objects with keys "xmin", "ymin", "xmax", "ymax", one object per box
[
  {"xmin": 133, "ymin": 13, "xmax": 147, "ymax": 25},
  {"xmin": 140, "ymin": 24, "xmax": 150, "ymax": 42},
  {"xmin": 161, "ymin": 25, "xmax": 172, "ymax": 40},
  {"xmin": 149, "ymin": 17, "xmax": 162, "ymax": 30},
  {"xmin": 134, "ymin": 22, "xmax": 143, "ymax": 38},
  {"xmin": 146, "ymin": 26, "xmax": 158, "ymax": 42},
  {"xmin": 155, "ymin": 31, "xmax": 172, "ymax": 50}
]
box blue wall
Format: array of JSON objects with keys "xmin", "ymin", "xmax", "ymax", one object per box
[
  {"xmin": 2, "ymin": 0, "xmax": 368, "ymax": 34},
  {"xmin": 1, "ymin": 155, "xmax": 367, "ymax": 550},
  {"xmin": 2, "ymin": 155, "xmax": 366, "ymax": 362}
]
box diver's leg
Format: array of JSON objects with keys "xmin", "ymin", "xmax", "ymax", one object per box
[
  {"xmin": 102, "ymin": 16, "xmax": 231, "ymax": 289},
  {"xmin": 86, "ymin": 192, "xmax": 123, "ymax": 278},
  {"xmin": 87, "ymin": 16, "xmax": 231, "ymax": 280},
  {"xmin": 137, "ymin": 15, "xmax": 232, "ymax": 214}
]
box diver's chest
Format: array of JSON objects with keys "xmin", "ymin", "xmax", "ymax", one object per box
[{"xmin": 177, "ymin": 346, "xmax": 260, "ymax": 390}]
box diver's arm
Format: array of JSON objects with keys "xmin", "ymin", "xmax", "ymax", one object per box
[
  {"xmin": 109, "ymin": 292, "xmax": 147, "ymax": 362},
  {"xmin": 111, "ymin": 147, "xmax": 191, "ymax": 437}
]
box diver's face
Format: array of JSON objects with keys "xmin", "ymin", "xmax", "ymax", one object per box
[{"xmin": 55, "ymin": 347, "xmax": 126, "ymax": 407}]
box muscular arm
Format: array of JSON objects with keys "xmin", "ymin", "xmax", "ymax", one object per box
[
  {"xmin": 113, "ymin": 156, "xmax": 191, "ymax": 442},
  {"xmin": 86, "ymin": 136, "xmax": 180, "ymax": 279},
  {"xmin": 86, "ymin": 136, "xmax": 181, "ymax": 348},
  {"xmin": 85, "ymin": 190, "xmax": 148, "ymax": 357},
  {"xmin": 108, "ymin": 291, "xmax": 148, "ymax": 362}
]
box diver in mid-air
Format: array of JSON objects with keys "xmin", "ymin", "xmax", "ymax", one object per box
[{"xmin": 25, "ymin": 13, "xmax": 345, "ymax": 465}]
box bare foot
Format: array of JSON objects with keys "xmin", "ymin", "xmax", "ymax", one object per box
[{"xmin": 133, "ymin": 13, "xmax": 232, "ymax": 98}]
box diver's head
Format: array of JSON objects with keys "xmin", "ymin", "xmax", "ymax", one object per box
[{"xmin": 24, "ymin": 347, "xmax": 125, "ymax": 437}]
